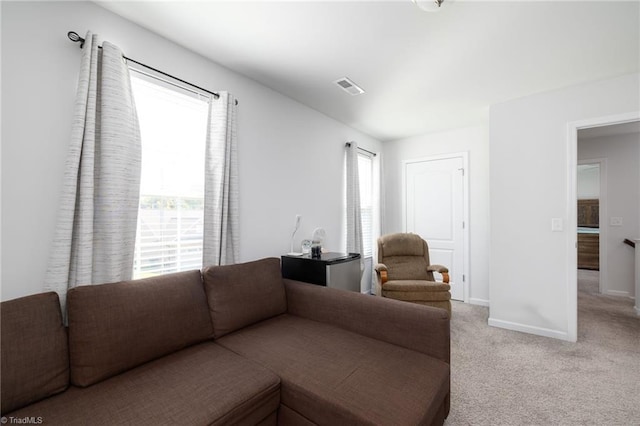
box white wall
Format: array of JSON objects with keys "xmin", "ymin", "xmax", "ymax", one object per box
[
  {"xmin": 579, "ymin": 132, "xmax": 639, "ymax": 297},
  {"xmin": 577, "ymin": 165, "xmax": 600, "ymax": 200},
  {"xmin": 383, "ymin": 125, "xmax": 490, "ymax": 305},
  {"xmin": 0, "ymin": 1, "xmax": 381, "ymax": 301},
  {"xmin": 489, "ymin": 73, "xmax": 640, "ymax": 340}
]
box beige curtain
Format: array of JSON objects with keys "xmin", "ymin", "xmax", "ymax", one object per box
[
  {"xmin": 44, "ymin": 32, "xmax": 141, "ymax": 311},
  {"xmin": 203, "ymin": 92, "xmax": 239, "ymax": 266}
]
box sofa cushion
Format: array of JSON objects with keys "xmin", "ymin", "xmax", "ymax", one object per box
[
  {"xmin": 6, "ymin": 342, "xmax": 280, "ymax": 425},
  {"xmin": 217, "ymin": 314, "xmax": 450, "ymax": 425},
  {"xmin": 284, "ymin": 279, "xmax": 450, "ymax": 365},
  {"xmin": 67, "ymin": 270, "xmax": 213, "ymax": 387},
  {"xmin": 203, "ymin": 257, "xmax": 286, "ymax": 338},
  {"xmin": 1, "ymin": 292, "xmax": 69, "ymax": 414}
]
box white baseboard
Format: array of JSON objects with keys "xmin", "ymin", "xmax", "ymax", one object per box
[
  {"xmin": 604, "ymin": 289, "xmax": 632, "ymax": 298},
  {"xmin": 488, "ymin": 317, "xmax": 571, "ymax": 341},
  {"xmin": 634, "ymin": 306, "xmax": 640, "ymax": 316},
  {"xmin": 469, "ymin": 298, "xmax": 490, "ymax": 307}
]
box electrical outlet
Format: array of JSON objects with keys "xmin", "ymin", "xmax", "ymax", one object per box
[{"xmin": 610, "ymin": 217, "xmax": 623, "ymax": 227}]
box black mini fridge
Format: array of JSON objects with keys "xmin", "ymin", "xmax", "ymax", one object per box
[{"xmin": 281, "ymin": 252, "xmax": 361, "ymax": 292}]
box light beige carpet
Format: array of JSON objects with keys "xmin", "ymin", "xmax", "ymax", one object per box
[{"xmin": 444, "ymin": 270, "xmax": 639, "ymax": 425}]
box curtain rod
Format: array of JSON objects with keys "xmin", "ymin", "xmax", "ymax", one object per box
[
  {"xmin": 345, "ymin": 142, "xmax": 377, "ymax": 157},
  {"xmin": 67, "ymin": 31, "xmax": 238, "ymax": 105}
]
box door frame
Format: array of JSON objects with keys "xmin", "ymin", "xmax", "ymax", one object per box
[
  {"xmin": 402, "ymin": 152, "xmax": 470, "ymax": 303},
  {"xmin": 566, "ymin": 111, "xmax": 640, "ymax": 342}
]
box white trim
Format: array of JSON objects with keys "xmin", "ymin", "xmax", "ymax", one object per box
[
  {"xmin": 129, "ymin": 66, "xmax": 210, "ymax": 101},
  {"xmin": 577, "ymin": 157, "xmax": 608, "ymax": 295},
  {"xmin": 604, "ymin": 290, "xmax": 632, "ymax": 298},
  {"xmin": 402, "ymin": 152, "xmax": 470, "ymax": 303},
  {"xmin": 566, "ymin": 111, "xmax": 640, "ymax": 343},
  {"xmin": 357, "ymin": 151, "xmax": 375, "ymax": 259},
  {"xmin": 488, "ymin": 318, "xmax": 570, "ymax": 341},
  {"xmin": 469, "ymin": 298, "xmax": 490, "ymax": 307},
  {"xmin": 636, "ymin": 238, "xmax": 640, "ymax": 315}
]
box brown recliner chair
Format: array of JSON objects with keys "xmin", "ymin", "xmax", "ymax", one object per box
[{"xmin": 374, "ymin": 233, "xmax": 452, "ymax": 316}]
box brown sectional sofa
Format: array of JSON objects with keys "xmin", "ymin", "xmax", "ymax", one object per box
[{"xmin": 1, "ymin": 258, "xmax": 450, "ymax": 425}]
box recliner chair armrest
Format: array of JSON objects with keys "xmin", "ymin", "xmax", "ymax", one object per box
[
  {"xmin": 427, "ymin": 265, "xmax": 450, "ymax": 284},
  {"xmin": 427, "ymin": 264, "xmax": 448, "ymax": 273},
  {"xmin": 374, "ymin": 263, "xmax": 388, "ymax": 284}
]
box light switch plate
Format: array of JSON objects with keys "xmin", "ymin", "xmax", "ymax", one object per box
[
  {"xmin": 610, "ymin": 217, "xmax": 623, "ymax": 227},
  {"xmin": 551, "ymin": 218, "xmax": 563, "ymax": 232}
]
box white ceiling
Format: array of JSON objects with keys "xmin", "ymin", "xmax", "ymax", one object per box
[
  {"xmin": 579, "ymin": 120, "xmax": 640, "ymax": 139},
  {"xmin": 98, "ymin": 1, "xmax": 640, "ymax": 142}
]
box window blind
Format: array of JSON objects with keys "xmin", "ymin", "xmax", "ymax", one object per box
[
  {"xmin": 130, "ymin": 72, "xmax": 209, "ymax": 278},
  {"xmin": 358, "ymin": 152, "xmax": 374, "ymax": 258}
]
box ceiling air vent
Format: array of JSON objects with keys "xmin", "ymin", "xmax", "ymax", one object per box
[{"xmin": 334, "ymin": 77, "xmax": 365, "ymax": 96}]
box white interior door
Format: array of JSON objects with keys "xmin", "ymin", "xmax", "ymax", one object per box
[{"xmin": 404, "ymin": 155, "xmax": 466, "ymax": 301}]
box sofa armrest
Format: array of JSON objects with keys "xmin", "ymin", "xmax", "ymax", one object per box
[{"xmin": 283, "ymin": 279, "xmax": 450, "ymax": 365}]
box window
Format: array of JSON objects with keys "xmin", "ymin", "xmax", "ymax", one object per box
[
  {"xmin": 130, "ymin": 71, "xmax": 210, "ymax": 279},
  {"xmin": 358, "ymin": 152, "xmax": 374, "ymax": 258}
]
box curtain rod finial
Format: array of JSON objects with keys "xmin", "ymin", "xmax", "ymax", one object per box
[{"xmin": 67, "ymin": 31, "xmax": 85, "ymax": 48}]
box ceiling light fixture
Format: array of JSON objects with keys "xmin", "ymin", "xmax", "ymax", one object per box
[{"xmin": 412, "ymin": 0, "xmax": 444, "ymax": 12}]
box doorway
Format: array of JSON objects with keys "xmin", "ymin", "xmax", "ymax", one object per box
[
  {"xmin": 567, "ymin": 112, "xmax": 640, "ymax": 342},
  {"xmin": 576, "ymin": 160, "xmax": 606, "ymax": 295},
  {"xmin": 402, "ymin": 153, "xmax": 469, "ymax": 301}
]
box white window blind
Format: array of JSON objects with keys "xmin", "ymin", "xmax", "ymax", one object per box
[
  {"xmin": 130, "ymin": 72, "xmax": 209, "ymax": 279},
  {"xmin": 358, "ymin": 152, "xmax": 374, "ymax": 258}
]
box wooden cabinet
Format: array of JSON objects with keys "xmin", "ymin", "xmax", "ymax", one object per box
[
  {"xmin": 577, "ymin": 199, "xmax": 599, "ymax": 227},
  {"xmin": 578, "ymin": 233, "xmax": 599, "ymax": 270},
  {"xmin": 577, "ymin": 199, "xmax": 599, "ymax": 270}
]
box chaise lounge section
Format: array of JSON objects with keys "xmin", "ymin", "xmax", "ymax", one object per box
[{"xmin": 1, "ymin": 258, "xmax": 450, "ymax": 425}]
